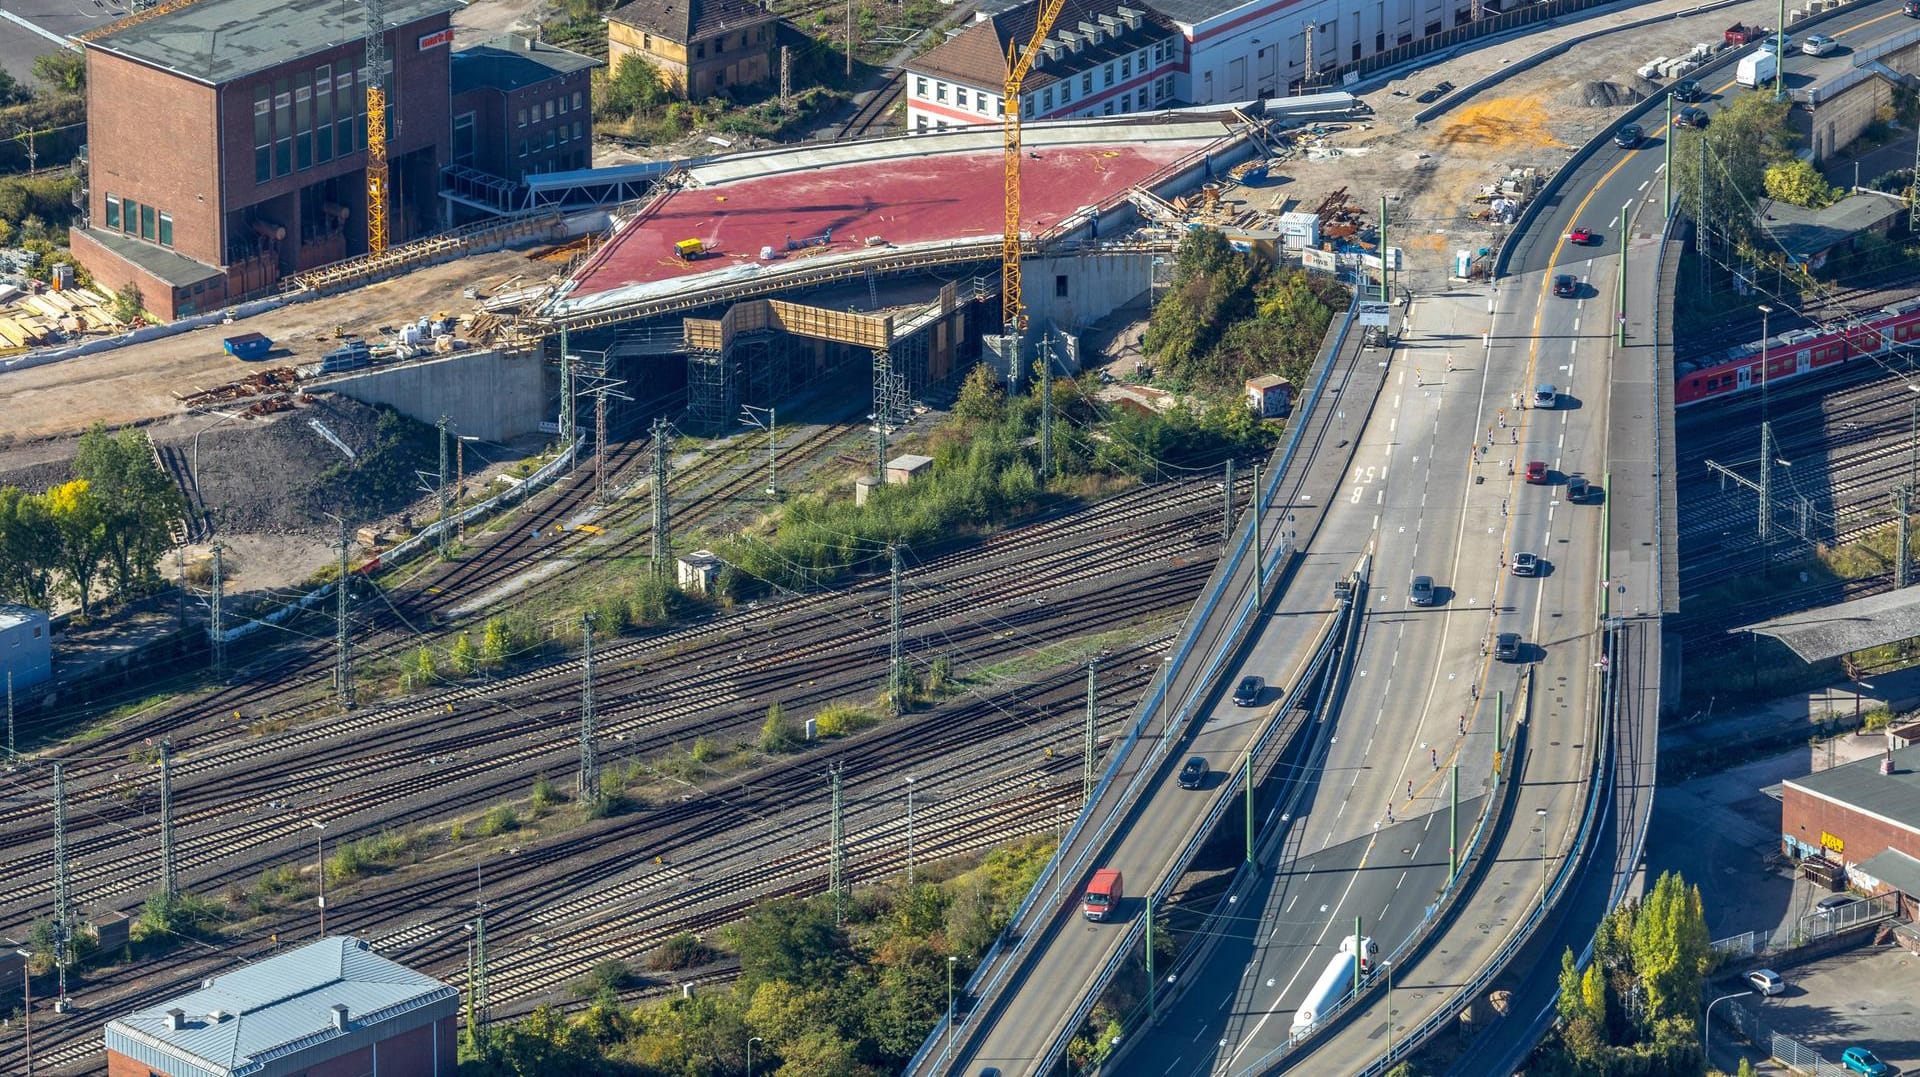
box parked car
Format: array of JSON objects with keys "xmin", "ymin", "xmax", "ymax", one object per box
[
  {"xmin": 1802, "ymin": 33, "xmax": 1837, "ymax": 55},
  {"xmin": 1511, "ymin": 553, "xmax": 1541, "ymax": 577},
  {"xmin": 1534, "ymin": 384, "xmax": 1558, "ymax": 408},
  {"xmin": 1495, "ymin": 632, "xmax": 1523, "ymax": 661},
  {"xmin": 1907, "ymin": 0, "xmax": 1920, "ymax": 18},
  {"xmin": 1554, "ymin": 273, "xmax": 1579, "ymax": 298},
  {"xmin": 1815, "ymin": 894, "xmax": 1859, "ymax": 918},
  {"xmin": 1179, "ymin": 756, "xmax": 1208, "ymax": 789},
  {"xmin": 1613, "ymin": 123, "xmax": 1644, "ymax": 148},
  {"xmin": 1565, "ymin": 227, "xmax": 1598, "ymax": 245},
  {"xmin": 1841, "ymin": 1047, "xmax": 1888, "ymax": 1076},
  {"xmin": 1746, "ymin": 969, "xmax": 1785, "ymax": 997},
  {"xmin": 1671, "ymin": 79, "xmax": 1703, "ymax": 101},
  {"xmin": 1677, "ymin": 106, "xmax": 1711, "ymax": 128},
  {"xmin": 1410, "ymin": 575, "xmax": 1436, "ymax": 606},
  {"xmin": 1233, "ymin": 676, "xmax": 1265, "ymax": 706},
  {"xmin": 1567, "ymin": 475, "xmax": 1594, "ymax": 502},
  {"xmin": 1525, "ymin": 460, "xmax": 1549, "ymax": 485}
]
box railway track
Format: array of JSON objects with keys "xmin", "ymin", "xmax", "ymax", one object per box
[
  {"xmin": 842, "ymin": 71, "xmax": 904, "ymax": 138},
  {"xmin": 0, "ymin": 477, "xmax": 1234, "ymax": 920},
  {"xmin": 23, "ymin": 419, "xmax": 869, "ymax": 774},
  {"xmin": 2, "ymin": 571, "xmax": 1187, "ymax": 1075}
]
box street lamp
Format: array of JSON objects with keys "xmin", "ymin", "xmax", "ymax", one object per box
[
  {"xmin": 739, "ymin": 405, "xmax": 777, "ymax": 498},
  {"xmin": 945, "ymin": 955, "xmax": 958, "ymax": 1062},
  {"xmin": 1535, "ymin": 806, "xmax": 1549, "ymax": 875},
  {"xmin": 904, "ymin": 776, "xmax": 916, "ymax": 885},
  {"xmin": 312, "ymin": 820, "xmax": 328, "ymax": 936},
  {"xmin": 747, "ymin": 1035, "xmax": 762, "ymax": 1077},
  {"xmin": 1758, "ymin": 304, "xmax": 1774, "ymax": 399},
  {"xmin": 1384, "ymin": 960, "xmax": 1395, "ymax": 1055},
  {"xmin": 1704, "ymin": 989, "xmax": 1753, "ymax": 1058}
]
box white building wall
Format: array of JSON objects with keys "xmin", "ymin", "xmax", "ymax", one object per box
[
  {"xmin": 1178, "ymin": 0, "xmax": 1455, "ymax": 104},
  {"xmin": 0, "ymin": 605, "xmax": 52, "ymax": 692},
  {"xmin": 904, "ymin": 30, "xmax": 1184, "ymax": 130}
]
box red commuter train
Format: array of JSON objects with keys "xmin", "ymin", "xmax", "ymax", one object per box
[{"xmin": 1675, "ymin": 297, "xmax": 1920, "ymax": 406}]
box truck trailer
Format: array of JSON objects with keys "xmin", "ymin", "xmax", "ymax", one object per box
[{"xmin": 1290, "ymin": 936, "xmax": 1376, "ymax": 1041}]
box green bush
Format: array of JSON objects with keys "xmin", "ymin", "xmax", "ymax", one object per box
[
  {"xmin": 478, "ymin": 804, "xmax": 520, "ymax": 837},
  {"xmin": 813, "ymin": 702, "xmax": 876, "ymax": 737}
]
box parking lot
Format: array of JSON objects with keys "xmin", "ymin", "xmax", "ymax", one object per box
[{"xmin": 1727, "ymin": 945, "xmax": 1920, "ymax": 1074}]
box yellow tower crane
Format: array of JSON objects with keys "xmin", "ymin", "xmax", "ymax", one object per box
[
  {"xmin": 1001, "ymin": 0, "xmax": 1070, "ymax": 339},
  {"xmin": 362, "ymin": 0, "xmax": 390, "ymax": 256}
]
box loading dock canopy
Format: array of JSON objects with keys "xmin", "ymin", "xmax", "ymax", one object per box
[{"xmin": 1734, "ymin": 587, "xmax": 1920, "ymax": 663}]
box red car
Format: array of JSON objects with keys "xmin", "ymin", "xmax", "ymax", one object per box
[
  {"xmin": 1565, "ymin": 227, "xmax": 1598, "ymax": 245},
  {"xmin": 1525, "ymin": 461, "xmax": 1549, "ymax": 484}
]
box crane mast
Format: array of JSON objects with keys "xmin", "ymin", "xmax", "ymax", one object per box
[
  {"xmin": 1002, "ymin": 0, "xmax": 1070, "ymax": 338},
  {"xmin": 363, "ymin": 0, "xmax": 390, "ymax": 256}
]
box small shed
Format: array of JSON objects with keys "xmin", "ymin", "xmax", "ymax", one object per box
[
  {"xmin": 0, "ymin": 604, "xmax": 51, "ymax": 691},
  {"xmin": 885, "ymin": 454, "xmax": 933, "ymax": 486},
  {"xmin": 1246, "ymin": 375, "xmax": 1294, "ymax": 419},
  {"xmin": 94, "ymin": 910, "xmax": 131, "ymax": 953},
  {"xmin": 676, "ymin": 550, "xmax": 724, "ymax": 594}
]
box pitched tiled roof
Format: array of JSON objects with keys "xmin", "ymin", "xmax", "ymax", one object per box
[
  {"xmin": 607, "ymin": 0, "xmax": 774, "ymax": 45},
  {"xmin": 908, "ymin": 0, "xmax": 1175, "ymax": 93}
]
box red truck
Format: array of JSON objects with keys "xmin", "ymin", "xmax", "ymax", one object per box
[
  {"xmin": 1083, "ymin": 868, "xmax": 1123, "ymax": 922},
  {"xmin": 1724, "ymin": 22, "xmax": 1767, "ymax": 44}
]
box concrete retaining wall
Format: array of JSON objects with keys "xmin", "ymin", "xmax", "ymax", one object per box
[
  {"xmin": 315, "ymin": 348, "xmax": 551, "ymax": 442},
  {"xmin": 1025, "ymin": 253, "xmax": 1152, "ymax": 347}
]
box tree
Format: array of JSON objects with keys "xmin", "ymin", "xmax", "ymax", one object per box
[
  {"xmin": 45, "ymin": 479, "xmax": 108, "ymax": 617},
  {"xmin": 0, "ymin": 68, "xmax": 28, "ymax": 108},
  {"xmin": 31, "ymin": 51, "xmax": 84, "ymax": 96},
  {"xmin": 450, "ymin": 632, "xmax": 476, "ymax": 674},
  {"xmin": 1670, "ymin": 93, "xmax": 1794, "ymax": 263},
  {"xmin": 1764, "ymin": 158, "xmax": 1840, "ymax": 209},
  {"xmin": 730, "ymin": 896, "xmax": 848, "ymax": 993},
  {"xmin": 759, "ymin": 701, "xmax": 797, "ymax": 753},
  {"xmin": 415, "ymin": 645, "xmax": 437, "ymax": 683},
  {"xmin": 71, "ymin": 425, "xmax": 184, "ymax": 599},
  {"xmin": 479, "ymin": 616, "xmax": 511, "ymax": 669},
  {"xmin": 603, "ymin": 54, "xmax": 667, "ymax": 117},
  {"xmin": 0, "ymin": 486, "xmax": 59, "ymax": 607},
  {"xmin": 953, "ymin": 362, "xmax": 1006, "ymax": 425}
]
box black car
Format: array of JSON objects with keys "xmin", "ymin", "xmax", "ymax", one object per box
[
  {"xmin": 1677, "ymin": 106, "xmax": 1710, "ymax": 128},
  {"xmin": 1567, "ymin": 475, "xmax": 1594, "ymax": 502},
  {"xmin": 1414, "ymin": 80, "xmax": 1456, "ymax": 104},
  {"xmin": 1495, "ymin": 632, "xmax": 1523, "ymax": 661},
  {"xmin": 1554, "ymin": 274, "xmax": 1578, "ymax": 298},
  {"xmin": 1233, "ymin": 675, "xmax": 1265, "ymax": 706},
  {"xmin": 1614, "ymin": 123, "xmax": 1644, "ymax": 149},
  {"xmin": 1671, "ymin": 79, "xmax": 1703, "ymax": 102},
  {"xmin": 1179, "ymin": 757, "xmax": 1209, "ymax": 789}
]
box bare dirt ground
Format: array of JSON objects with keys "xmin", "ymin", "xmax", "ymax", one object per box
[
  {"xmin": 0, "ymin": 246, "xmax": 557, "ymax": 446},
  {"xmin": 1230, "ymin": 0, "xmax": 1792, "ymax": 290}
]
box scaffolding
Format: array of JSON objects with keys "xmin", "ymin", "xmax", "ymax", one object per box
[{"xmin": 681, "ymin": 289, "xmax": 965, "ymax": 431}]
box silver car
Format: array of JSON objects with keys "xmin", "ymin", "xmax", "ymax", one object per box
[{"xmin": 1533, "ymin": 384, "xmax": 1557, "ymax": 409}]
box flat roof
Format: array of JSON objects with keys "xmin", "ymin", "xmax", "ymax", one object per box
[
  {"xmin": 1734, "ymin": 587, "xmax": 1920, "ymax": 663},
  {"xmin": 0, "ymin": 604, "xmax": 46, "ymax": 630},
  {"xmin": 77, "ymin": 228, "xmax": 225, "ymax": 289},
  {"xmin": 451, "ymin": 35, "xmax": 599, "ymax": 95},
  {"xmin": 1787, "ymin": 744, "xmax": 1920, "ymax": 835},
  {"xmin": 1859, "ymin": 847, "xmax": 1920, "ymax": 895},
  {"xmin": 559, "ymin": 117, "xmax": 1234, "ymax": 311},
  {"xmin": 103, "ymin": 937, "xmax": 458, "ymax": 1077},
  {"xmin": 84, "ymin": 0, "xmax": 464, "ymax": 85}
]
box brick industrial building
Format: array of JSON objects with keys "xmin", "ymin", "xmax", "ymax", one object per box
[
  {"xmin": 103, "ymin": 936, "xmax": 459, "ymax": 1077},
  {"xmin": 445, "ymin": 34, "xmax": 600, "ymax": 219},
  {"xmin": 1782, "ymin": 743, "xmax": 1920, "ymax": 913},
  {"xmin": 69, "ymin": 0, "xmax": 459, "ymax": 320}
]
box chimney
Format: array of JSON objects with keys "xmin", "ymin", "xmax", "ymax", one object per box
[
  {"xmin": 507, "ymin": 33, "xmax": 532, "ymax": 51},
  {"xmin": 165, "ymin": 1008, "xmax": 187, "ymax": 1032},
  {"xmin": 1884, "ymin": 742, "xmax": 1896, "ymax": 776},
  {"xmin": 330, "ymin": 1003, "xmax": 350, "ymax": 1032}
]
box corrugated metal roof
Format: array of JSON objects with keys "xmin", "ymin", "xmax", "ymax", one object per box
[
  {"xmin": 1785, "ymin": 744, "xmax": 1920, "ymax": 836},
  {"xmin": 103, "ymin": 937, "xmax": 458, "ymax": 1077}
]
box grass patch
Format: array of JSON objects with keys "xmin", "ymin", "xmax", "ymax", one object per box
[
  {"xmin": 325, "ymin": 829, "xmax": 430, "ymax": 884},
  {"xmin": 963, "ymin": 623, "xmax": 1174, "ymax": 687}
]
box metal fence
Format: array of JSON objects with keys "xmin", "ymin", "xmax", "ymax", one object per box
[{"xmin": 1719, "ymin": 998, "xmax": 1861, "ymax": 1077}]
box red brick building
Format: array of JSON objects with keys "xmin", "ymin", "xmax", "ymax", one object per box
[
  {"xmin": 1782, "ymin": 742, "xmax": 1920, "ymax": 910},
  {"xmin": 103, "ymin": 936, "xmax": 459, "ymax": 1077},
  {"xmin": 444, "ymin": 34, "xmax": 600, "ymax": 219},
  {"xmin": 70, "ymin": 0, "xmax": 460, "ymax": 320}
]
